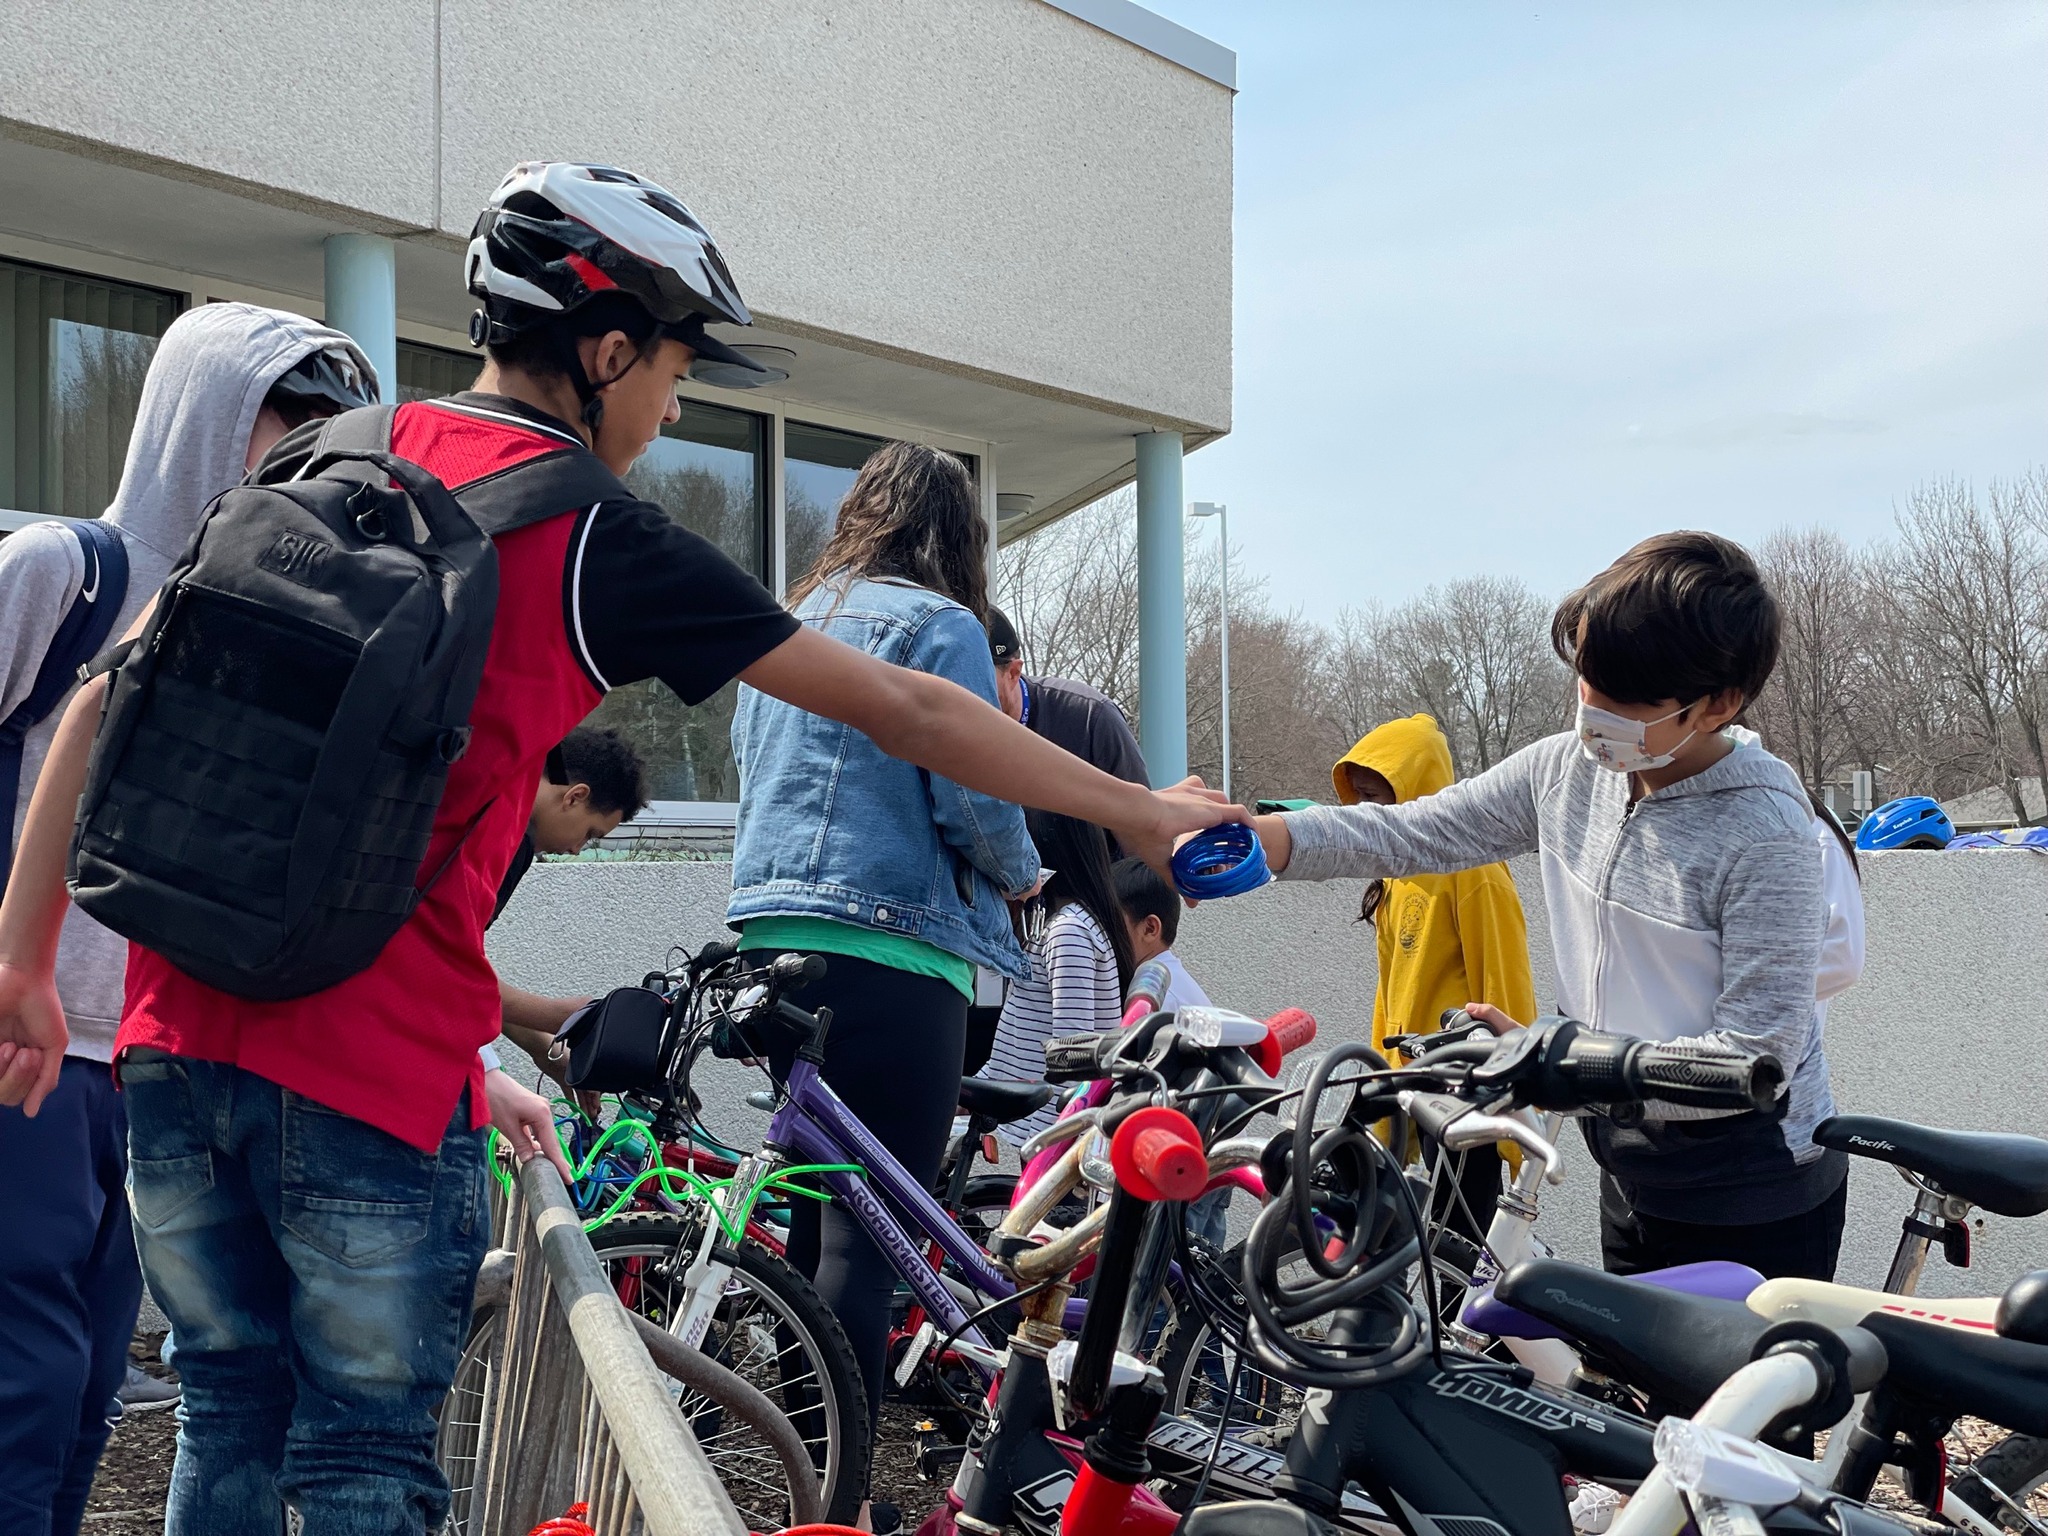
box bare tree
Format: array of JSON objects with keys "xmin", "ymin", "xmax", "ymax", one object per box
[
  {"xmin": 1883, "ymin": 477, "xmax": 2048, "ymax": 822},
  {"xmin": 1753, "ymin": 527, "xmax": 1863, "ymax": 787}
]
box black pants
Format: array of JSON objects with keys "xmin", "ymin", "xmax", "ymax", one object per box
[
  {"xmin": 0, "ymin": 1056, "xmax": 143, "ymax": 1536},
  {"xmin": 751, "ymin": 950, "xmax": 968, "ymax": 1465},
  {"xmin": 1600, "ymin": 1172, "xmax": 1849, "ymax": 1281}
]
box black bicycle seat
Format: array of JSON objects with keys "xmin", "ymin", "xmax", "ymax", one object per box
[
  {"xmin": 1495, "ymin": 1259, "xmax": 1769, "ymax": 1412},
  {"xmin": 1861, "ymin": 1310, "xmax": 2048, "ymax": 1436},
  {"xmin": 957, "ymin": 1077, "xmax": 1057, "ymax": 1124},
  {"xmin": 1814, "ymin": 1115, "xmax": 2048, "ymax": 1217},
  {"xmin": 1998, "ymin": 1271, "xmax": 2048, "ymax": 1346}
]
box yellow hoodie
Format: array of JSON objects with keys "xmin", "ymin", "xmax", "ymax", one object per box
[{"xmin": 1332, "ymin": 715, "xmax": 1537, "ymax": 1055}]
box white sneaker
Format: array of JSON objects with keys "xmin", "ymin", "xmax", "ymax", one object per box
[{"xmin": 1568, "ymin": 1480, "xmax": 1622, "ymax": 1534}]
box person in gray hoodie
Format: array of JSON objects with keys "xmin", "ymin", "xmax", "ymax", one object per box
[
  {"xmin": 1250, "ymin": 531, "xmax": 1849, "ymax": 1281},
  {"xmin": 0, "ymin": 303, "xmax": 375, "ymax": 1536}
]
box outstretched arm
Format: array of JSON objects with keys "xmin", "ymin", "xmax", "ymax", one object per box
[
  {"xmin": 1250, "ymin": 737, "xmax": 1555, "ymax": 883},
  {"xmin": 738, "ymin": 625, "xmax": 1243, "ymax": 873}
]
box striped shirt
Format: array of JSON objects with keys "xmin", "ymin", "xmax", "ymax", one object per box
[{"xmin": 979, "ymin": 904, "xmax": 1123, "ymax": 1144}]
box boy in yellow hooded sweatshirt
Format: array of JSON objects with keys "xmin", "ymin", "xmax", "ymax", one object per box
[{"xmin": 1334, "ymin": 714, "xmax": 1537, "ymax": 1236}]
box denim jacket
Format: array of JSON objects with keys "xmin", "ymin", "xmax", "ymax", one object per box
[{"xmin": 728, "ymin": 575, "xmax": 1038, "ymax": 979}]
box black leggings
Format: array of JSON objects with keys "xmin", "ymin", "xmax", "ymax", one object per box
[{"xmin": 749, "ymin": 949, "xmax": 967, "ymax": 1465}]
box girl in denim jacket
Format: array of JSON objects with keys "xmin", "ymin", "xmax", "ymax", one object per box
[{"xmin": 729, "ymin": 442, "xmax": 1039, "ymax": 1506}]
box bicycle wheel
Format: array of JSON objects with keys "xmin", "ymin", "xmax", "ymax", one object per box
[
  {"xmin": 1954, "ymin": 1431, "xmax": 2048, "ymax": 1529},
  {"xmin": 594, "ymin": 1212, "xmax": 869, "ymax": 1528},
  {"xmin": 1157, "ymin": 1242, "xmax": 1309, "ymax": 1445},
  {"xmin": 435, "ymin": 1212, "xmax": 869, "ymax": 1531}
]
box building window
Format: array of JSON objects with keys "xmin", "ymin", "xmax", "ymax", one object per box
[
  {"xmin": 397, "ymin": 340, "xmax": 481, "ymax": 402},
  {"xmin": 0, "ymin": 258, "xmax": 180, "ymax": 518},
  {"xmin": 784, "ymin": 420, "xmax": 888, "ymax": 592},
  {"xmin": 582, "ymin": 398, "xmax": 770, "ymax": 806}
]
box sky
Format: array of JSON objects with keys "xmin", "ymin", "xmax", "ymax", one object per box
[{"xmin": 1143, "ymin": 1, "xmax": 2047, "ymax": 622}]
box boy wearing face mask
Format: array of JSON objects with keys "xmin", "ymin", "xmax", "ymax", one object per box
[{"xmin": 1249, "ymin": 532, "xmax": 1847, "ymax": 1281}]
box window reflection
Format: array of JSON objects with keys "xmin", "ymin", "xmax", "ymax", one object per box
[
  {"xmin": 582, "ymin": 399, "xmax": 769, "ymax": 805},
  {"xmin": 396, "ymin": 341, "xmax": 480, "ymax": 403},
  {"xmin": 0, "ymin": 259, "xmax": 178, "ymax": 519},
  {"xmin": 784, "ymin": 420, "xmax": 887, "ymax": 593}
]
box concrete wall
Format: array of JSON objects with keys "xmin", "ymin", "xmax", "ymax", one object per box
[
  {"xmin": 488, "ymin": 850, "xmax": 2048, "ymax": 1299},
  {"xmin": 1, "ymin": 0, "xmax": 1231, "ymax": 431}
]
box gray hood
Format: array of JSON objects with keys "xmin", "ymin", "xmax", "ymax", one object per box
[
  {"xmin": 0, "ymin": 302, "xmax": 374, "ymax": 1061},
  {"xmin": 102, "ymin": 301, "xmax": 378, "ymax": 603}
]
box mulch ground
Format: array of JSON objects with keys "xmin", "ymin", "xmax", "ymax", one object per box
[
  {"xmin": 86, "ymin": 1339, "xmax": 2048, "ymax": 1533},
  {"xmin": 82, "ymin": 1333, "xmax": 178, "ymax": 1535}
]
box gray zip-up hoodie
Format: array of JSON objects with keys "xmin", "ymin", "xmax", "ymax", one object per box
[
  {"xmin": 0, "ymin": 303, "xmax": 375, "ymax": 1061},
  {"xmin": 1281, "ymin": 729, "xmax": 1845, "ymax": 1223}
]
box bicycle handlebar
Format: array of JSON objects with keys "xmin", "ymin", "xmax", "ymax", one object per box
[
  {"xmin": 1459, "ymin": 1015, "xmax": 1782, "ymax": 1115},
  {"xmin": 1112, "ymin": 1106, "xmax": 1206, "ymax": 1202}
]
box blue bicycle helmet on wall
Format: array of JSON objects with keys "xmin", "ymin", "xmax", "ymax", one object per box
[{"xmin": 1855, "ymin": 796, "xmax": 1955, "ymax": 851}]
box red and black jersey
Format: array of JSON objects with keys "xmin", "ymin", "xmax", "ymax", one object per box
[{"xmin": 117, "ymin": 393, "xmax": 797, "ymax": 1150}]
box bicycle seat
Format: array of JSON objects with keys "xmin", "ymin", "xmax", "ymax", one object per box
[
  {"xmin": 1495, "ymin": 1259, "xmax": 1770, "ymax": 1411},
  {"xmin": 1747, "ymin": 1276, "xmax": 2001, "ymax": 1337},
  {"xmin": 1861, "ymin": 1310, "xmax": 2048, "ymax": 1436},
  {"xmin": 957, "ymin": 1077, "xmax": 1057, "ymax": 1124},
  {"xmin": 1998, "ymin": 1271, "xmax": 2048, "ymax": 1346},
  {"xmin": 1814, "ymin": 1115, "xmax": 2048, "ymax": 1217},
  {"xmin": 1464, "ymin": 1260, "xmax": 1763, "ymax": 1343}
]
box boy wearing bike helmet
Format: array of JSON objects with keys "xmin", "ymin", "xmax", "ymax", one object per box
[
  {"xmin": 1251, "ymin": 532, "xmax": 1850, "ymax": 1282},
  {"xmin": 0, "ymin": 163, "xmax": 1240, "ymax": 1536},
  {"xmin": 0, "ymin": 305, "xmax": 379, "ymax": 1536}
]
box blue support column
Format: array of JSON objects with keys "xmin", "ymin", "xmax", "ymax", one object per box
[
  {"xmin": 323, "ymin": 234, "xmax": 398, "ymax": 404},
  {"xmin": 1135, "ymin": 431, "xmax": 1187, "ymax": 787}
]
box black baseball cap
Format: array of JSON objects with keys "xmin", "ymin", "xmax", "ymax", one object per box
[{"xmin": 988, "ymin": 606, "xmax": 1023, "ymax": 664}]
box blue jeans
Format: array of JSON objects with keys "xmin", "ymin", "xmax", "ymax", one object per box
[
  {"xmin": 119, "ymin": 1051, "xmax": 489, "ymax": 1536},
  {"xmin": 0, "ymin": 1055, "xmax": 142, "ymax": 1536}
]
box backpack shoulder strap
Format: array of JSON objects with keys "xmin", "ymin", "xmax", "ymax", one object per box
[
  {"xmin": 455, "ymin": 446, "xmax": 633, "ymax": 540},
  {"xmin": 0, "ymin": 520, "xmax": 131, "ymax": 884},
  {"xmin": 310, "ymin": 403, "xmax": 398, "ymax": 460}
]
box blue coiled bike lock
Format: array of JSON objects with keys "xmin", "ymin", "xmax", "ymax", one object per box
[{"xmin": 1171, "ymin": 823, "xmax": 1273, "ymax": 900}]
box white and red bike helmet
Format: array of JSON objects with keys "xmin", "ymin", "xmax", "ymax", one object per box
[{"xmin": 465, "ymin": 161, "xmax": 774, "ymax": 396}]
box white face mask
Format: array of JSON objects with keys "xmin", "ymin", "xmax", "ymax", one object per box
[{"xmin": 1576, "ymin": 698, "xmax": 1697, "ymax": 774}]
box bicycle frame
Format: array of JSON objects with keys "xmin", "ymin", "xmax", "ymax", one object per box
[{"xmin": 707, "ymin": 1050, "xmax": 1094, "ymax": 1367}]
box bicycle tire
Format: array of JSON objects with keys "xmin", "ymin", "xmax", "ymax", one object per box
[
  {"xmin": 436, "ymin": 1212, "xmax": 869, "ymax": 1531},
  {"xmin": 1954, "ymin": 1431, "xmax": 2048, "ymax": 1527}
]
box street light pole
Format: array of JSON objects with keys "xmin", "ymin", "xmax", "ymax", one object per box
[{"xmin": 1191, "ymin": 502, "xmax": 1230, "ymax": 802}]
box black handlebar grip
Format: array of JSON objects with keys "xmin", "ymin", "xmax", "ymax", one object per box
[
  {"xmin": 1042, "ymin": 1031, "xmax": 1117, "ymax": 1083},
  {"xmin": 1627, "ymin": 1041, "xmax": 1782, "ymax": 1112},
  {"xmin": 768, "ymin": 951, "xmax": 827, "ymax": 986},
  {"xmin": 693, "ymin": 938, "xmax": 739, "ymax": 970}
]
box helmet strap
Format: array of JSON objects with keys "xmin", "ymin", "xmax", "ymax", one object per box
[{"xmin": 556, "ymin": 327, "xmax": 656, "ymax": 441}]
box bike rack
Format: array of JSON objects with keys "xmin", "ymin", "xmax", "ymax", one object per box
[{"xmin": 448, "ymin": 1156, "xmax": 785, "ymax": 1536}]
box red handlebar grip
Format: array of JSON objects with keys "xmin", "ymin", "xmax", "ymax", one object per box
[
  {"xmin": 1110, "ymin": 1105, "xmax": 1207, "ymax": 1202},
  {"xmin": 1132, "ymin": 1127, "xmax": 1206, "ymax": 1202},
  {"xmin": 1251, "ymin": 1007, "xmax": 1318, "ymax": 1076},
  {"xmin": 1268, "ymin": 1008, "xmax": 1318, "ymax": 1055}
]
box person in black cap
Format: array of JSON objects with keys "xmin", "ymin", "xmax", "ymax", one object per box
[
  {"xmin": 967, "ymin": 609, "xmax": 1152, "ymax": 1073},
  {"xmin": 987, "ymin": 606, "xmax": 1149, "ymax": 792}
]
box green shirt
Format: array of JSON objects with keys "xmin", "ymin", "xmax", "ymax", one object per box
[{"xmin": 738, "ymin": 915, "xmax": 975, "ymax": 1001}]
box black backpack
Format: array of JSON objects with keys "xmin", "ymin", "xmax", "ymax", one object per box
[{"xmin": 69, "ymin": 405, "xmax": 620, "ymax": 1000}]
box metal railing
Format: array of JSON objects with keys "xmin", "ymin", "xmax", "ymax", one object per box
[{"xmin": 446, "ymin": 1156, "xmax": 811, "ymax": 1536}]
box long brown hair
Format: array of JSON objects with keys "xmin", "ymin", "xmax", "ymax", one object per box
[{"xmin": 787, "ymin": 441, "xmax": 988, "ymax": 621}]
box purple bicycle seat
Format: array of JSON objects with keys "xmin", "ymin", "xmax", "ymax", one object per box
[{"xmin": 1461, "ymin": 1259, "xmax": 1765, "ymax": 1341}]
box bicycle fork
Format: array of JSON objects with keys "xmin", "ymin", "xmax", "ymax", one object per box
[{"xmin": 669, "ymin": 1151, "xmax": 777, "ymax": 1349}]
